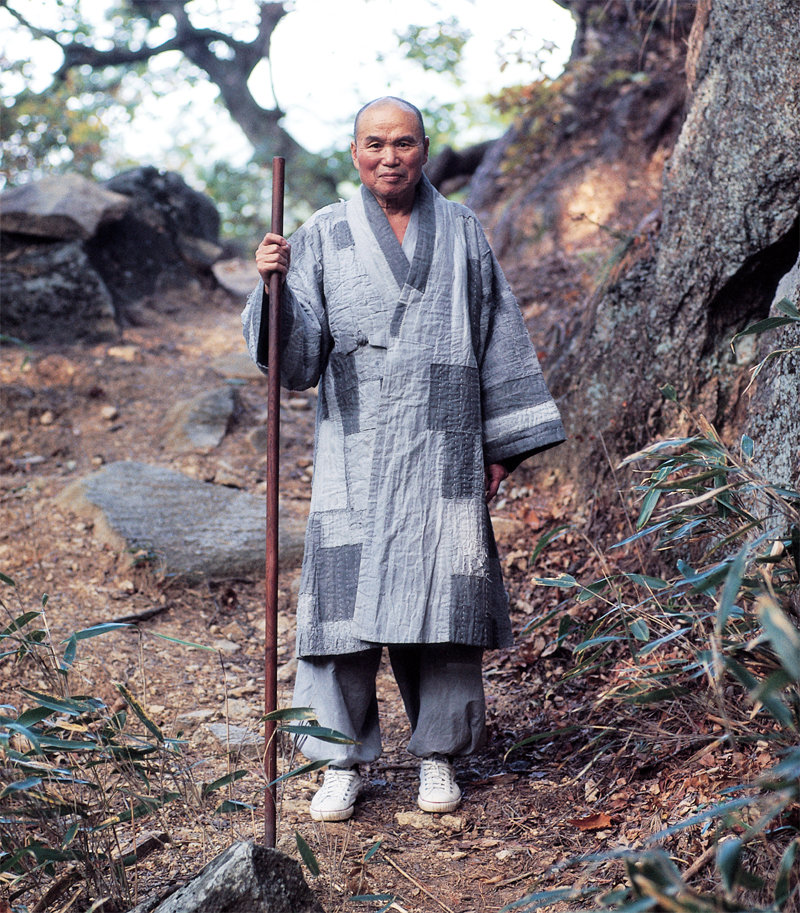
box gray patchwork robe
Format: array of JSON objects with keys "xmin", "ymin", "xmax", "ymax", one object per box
[{"xmin": 242, "ymin": 176, "xmax": 564, "ymax": 657}]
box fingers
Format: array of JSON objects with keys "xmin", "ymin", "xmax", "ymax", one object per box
[
  {"xmin": 484, "ymin": 463, "xmax": 509, "ymax": 504},
  {"xmin": 255, "ymin": 232, "xmax": 291, "ymax": 282}
]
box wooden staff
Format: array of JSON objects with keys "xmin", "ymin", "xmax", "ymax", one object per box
[{"xmin": 264, "ymin": 156, "xmax": 285, "ymax": 848}]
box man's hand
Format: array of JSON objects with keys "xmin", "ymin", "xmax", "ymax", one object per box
[
  {"xmin": 484, "ymin": 463, "xmax": 509, "ymax": 504},
  {"xmin": 255, "ymin": 232, "xmax": 291, "ymax": 282}
]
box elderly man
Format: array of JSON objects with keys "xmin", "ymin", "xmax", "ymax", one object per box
[{"xmin": 242, "ymin": 97, "xmax": 564, "ymax": 822}]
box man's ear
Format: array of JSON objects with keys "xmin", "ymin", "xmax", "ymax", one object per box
[
  {"xmin": 423, "ymin": 136, "xmax": 430, "ymax": 163},
  {"xmin": 350, "ymin": 140, "xmax": 358, "ymax": 167}
]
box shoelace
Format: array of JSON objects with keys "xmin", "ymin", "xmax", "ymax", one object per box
[
  {"xmin": 421, "ymin": 760, "xmax": 455, "ymax": 791},
  {"xmin": 318, "ymin": 768, "xmax": 358, "ymax": 798}
]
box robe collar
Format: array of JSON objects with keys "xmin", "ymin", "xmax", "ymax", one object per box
[{"xmin": 360, "ymin": 174, "xmax": 436, "ymax": 294}]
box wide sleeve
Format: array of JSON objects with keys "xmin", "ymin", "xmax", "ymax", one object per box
[
  {"xmin": 472, "ymin": 222, "xmax": 566, "ymax": 467},
  {"xmin": 241, "ymin": 221, "xmax": 333, "ymax": 391}
]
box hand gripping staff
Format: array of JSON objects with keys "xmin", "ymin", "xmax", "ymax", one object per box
[{"xmin": 264, "ymin": 156, "xmax": 284, "ymax": 848}]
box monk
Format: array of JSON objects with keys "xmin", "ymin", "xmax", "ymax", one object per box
[{"xmin": 242, "ymin": 96, "xmax": 564, "ymax": 822}]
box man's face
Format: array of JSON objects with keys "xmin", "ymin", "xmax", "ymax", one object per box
[{"xmin": 350, "ymin": 103, "xmax": 429, "ymax": 208}]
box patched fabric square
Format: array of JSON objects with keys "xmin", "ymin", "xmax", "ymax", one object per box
[
  {"xmin": 328, "ymin": 351, "xmax": 360, "ymax": 435},
  {"xmin": 333, "ymin": 220, "xmax": 354, "ymax": 250},
  {"xmin": 440, "ymin": 431, "xmax": 482, "ymax": 499},
  {"xmin": 482, "ymin": 375, "xmax": 550, "ymax": 421},
  {"xmin": 428, "ymin": 363, "xmax": 480, "ymax": 433},
  {"xmin": 317, "ymin": 544, "xmax": 362, "ymax": 621},
  {"xmin": 450, "ymin": 574, "xmax": 489, "ymax": 643}
]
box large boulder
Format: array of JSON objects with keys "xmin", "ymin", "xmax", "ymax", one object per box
[
  {"xmin": 1, "ymin": 237, "xmax": 118, "ymax": 344},
  {"xmin": 55, "ymin": 461, "xmax": 307, "ymax": 581},
  {"xmin": 0, "ymin": 173, "xmax": 129, "ymax": 240},
  {"xmin": 1, "ymin": 168, "xmax": 225, "ymax": 344},
  {"xmin": 85, "ymin": 167, "xmax": 223, "ymax": 313}
]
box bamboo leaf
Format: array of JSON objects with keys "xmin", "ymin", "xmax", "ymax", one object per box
[
  {"xmin": 149, "ymin": 631, "xmax": 216, "ymax": 651},
  {"xmin": 295, "ymin": 831, "xmax": 320, "ymax": 876},
  {"xmin": 529, "ymin": 525, "xmax": 570, "ymax": 565},
  {"xmin": 733, "ymin": 315, "xmax": 798, "ymax": 339},
  {"xmin": 278, "ymin": 724, "xmax": 355, "ymax": 743},
  {"xmin": 115, "ymin": 683, "xmax": 164, "ymax": 742},
  {"xmin": 623, "ymin": 574, "xmax": 668, "ymax": 590},
  {"xmin": 776, "ymin": 297, "xmax": 800, "ymax": 319},
  {"xmin": 74, "ymin": 622, "xmax": 131, "ymax": 640},
  {"xmin": 0, "ymin": 777, "xmax": 43, "ymax": 797},
  {"xmin": 20, "ymin": 689, "xmax": 103, "ymax": 717},
  {"xmin": 1, "ymin": 611, "xmax": 40, "ymax": 636},
  {"xmin": 715, "ymin": 543, "xmax": 748, "ymax": 633},
  {"xmin": 757, "ymin": 596, "xmax": 800, "ymax": 681},
  {"xmin": 363, "ymin": 839, "xmax": 382, "ymax": 862},
  {"xmin": 533, "ymin": 574, "xmax": 578, "ymax": 588},
  {"xmin": 61, "ymin": 634, "xmax": 77, "ymax": 672},
  {"xmin": 268, "ymin": 759, "xmax": 329, "ymax": 787},
  {"xmin": 214, "ymin": 799, "xmax": 253, "ymax": 814},
  {"xmin": 774, "ymin": 838, "xmax": 798, "ymax": 908},
  {"xmin": 201, "ymin": 770, "xmax": 249, "ymax": 797},
  {"xmin": 262, "ymin": 706, "xmax": 318, "ymax": 721}
]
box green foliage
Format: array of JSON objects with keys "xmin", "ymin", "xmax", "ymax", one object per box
[
  {"xmin": 394, "ymin": 17, "xmax": 471, "ymax": 84},
  {"xmin": 1, "ymin": 71, "xmax": 136, "ymax": 185},
  {"xmin": 0, "ymin": 579, "xmax": 249, "ymax": 909},
  {"xmin": 520, "ymin": 386, "xmax": 800, "ymax": 910},
  {"xmin": 0, "ymin": 575, "xmax": 358, "ymax": 908}
]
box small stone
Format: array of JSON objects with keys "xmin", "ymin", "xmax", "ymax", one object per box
[
  {"xmin": 206, "ymin": 722, "xmax": 264, "ymax": 758},
  {"xmin": 394, "ymin": 811, "xmax": 432, "ymax": 829},
  {"xmin": 39, "ymin": 411, "xmax": 55, "ymax": 425},
  {"xmin": 106, "ymin": 345, "xmax": 140, "ymax": 362},
  {"xmin": 440, "ymin": 814, "xmax": 464, "ymax": 831},
  {"xmin": 0, "ymin": 430, "xmax": 13, "ymax": 446},
  {"xmin": 287, "ymin": 397, "xmax": 310, "ymax": 410},
  {"xmin": 91, "ymin": 455, "xmax": 105, "ymax": 466},
  {"xmin": 177, "ymin": 708, "xmax": 216, "ymax": 725},
  {"xmin": 100, "ymin": 404, "xmax": 119, "ymax": 421},
  {"xmin": 212, "ymin": 638, "xmax": 240, "ymax": 654}
]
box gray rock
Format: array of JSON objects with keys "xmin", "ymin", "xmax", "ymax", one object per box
[
  {"xmin": 55, "ymin": 461, "xmax": 307, "ymax": 581},
  {"xmin": 747, "ymin": 251, "xmax": 800, "ymax": 491},
  {"xmin": 212, "ymin": 351, "xmax": 267, "ymax": 381},
  {"xmin": 0, "ymin": 239, "xmax": 118, "ymax": 344},
  {"xmin": 84, "ymin": 166, "xmax": 221, "ymax": 317},
  {"xmin": 0, "ymin": 173, "xmax": 129, "ymax": 241},
  {"xmin": 212, "ymin": 257, "xmax": 261, "ymax": 297},
  {"xmin": 136, "ymin": 841, "xmax": 323, "ymax": 913},
  {"xmin": 158, "ymin": 386, "xmax": 238, "ymax": 453},
  {"xmin": 206, "ymin": 722, "xmax": 263, "ymax": 759}
]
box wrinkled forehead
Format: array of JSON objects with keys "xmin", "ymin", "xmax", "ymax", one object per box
[{"xmin": 354, "ymin": 103, "xmax": 424, "ymax": 142}]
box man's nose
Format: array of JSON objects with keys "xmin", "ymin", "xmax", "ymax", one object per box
[{"xmin": 381, "ymin": 144, "xmax": 400, "ymax": 164}]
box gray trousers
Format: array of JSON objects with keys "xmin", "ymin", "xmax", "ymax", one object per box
[{"xmin": 292, "ymin": 644, "xmax": 486, "ymax": 766}]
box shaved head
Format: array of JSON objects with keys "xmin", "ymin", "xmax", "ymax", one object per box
[{"xmin": 353, "ymin": 96, "xmax": 426, "ymax": 144}]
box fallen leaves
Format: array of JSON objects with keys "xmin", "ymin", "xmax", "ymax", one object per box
[{"xmin": 566, "ymin": 811, "xmax": 614, "ymax": 831}]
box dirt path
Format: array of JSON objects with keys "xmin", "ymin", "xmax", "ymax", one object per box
[{"xmin": 0, "ymin": 289, "xmax": 735, "ymax": 912}]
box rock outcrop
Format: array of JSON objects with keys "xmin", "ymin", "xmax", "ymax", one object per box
[
  {"xmin": 127, "ymin": 841, "xmax": 323, "ymax": 913},
  {"xmin": 472, "ymin": 0, "xmax": 800, "ymax": 497},
  {"xmin": 1, "ymin": 168, "xmax": 224, "ymax": 345}
]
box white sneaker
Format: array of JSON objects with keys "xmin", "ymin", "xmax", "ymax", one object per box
[
  {"xmin": 309, "ymin": 767, "xmax": 362, "ymax": 822},
  {"xmin": 418, "ymin": 756, "xmax": 461, "ymax": 813}
]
